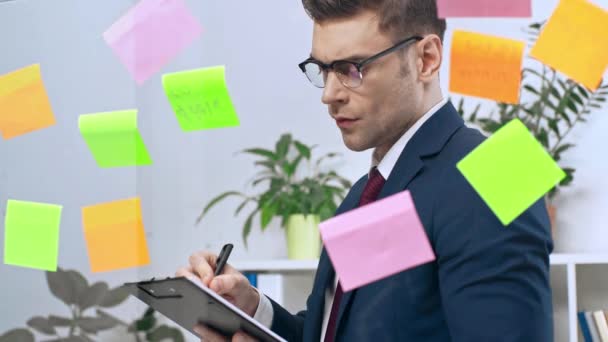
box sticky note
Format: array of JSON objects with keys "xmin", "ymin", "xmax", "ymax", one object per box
[
  {"xmin": 82, "ymin": 197, "xmax": 150, "ymax": 273},
  {"xmin": 449, "ymin": 30, "xmax": 525, "ymax": 104},
  {"xmin": 0, "ymin": 64, "xmax": 56, "ymax": 139},
  {"xmin": 163, "ymin": 66, "xmax": 240, "ymax": 131},
  {"xmin": 319, "ymin": 191, "xmax": 435, "ymax": 292},
  {"xmin": 4, "ymin": 200, "xmax": 62, "ymax": 271},
  {"xmin": 437, "ymin": 0, "xmax": 531, "ymax": 18},
  {"xmin": 530, "ymin": 0, "xmax": 608, "ymax": 90},
  {"xmin": 103, "ymin": 0, "xmax": 203, "ymax": 85},
  {"xmin": 79, "ymin": 109, "xmax": 152, "ymax": 168},
  {"xmin": 457, "ymin": 119, "xmax": 566, "ymax": 226}
]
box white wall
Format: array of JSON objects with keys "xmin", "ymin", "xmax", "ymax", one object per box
[{"xmin": 1, "ymin": 1, "xmax": 607, "ymax": 341}]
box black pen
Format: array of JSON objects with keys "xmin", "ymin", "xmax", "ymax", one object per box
[{"xmin": 214, "ymin": 243, "xmax": 233, "ymax": 276}]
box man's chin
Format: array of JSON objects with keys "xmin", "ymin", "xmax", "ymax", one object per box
[{"xmin": 341, "ymin": 134, "xmax": 372, "ymax": 152}]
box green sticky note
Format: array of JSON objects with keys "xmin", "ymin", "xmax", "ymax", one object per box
[
  {"xmin": 163, "ymin": 66, "xmax": 240, "ymax": 131},
  {"xmin": 457, "ymin": 119, "xmax": 566, "ymax": 225},
  {"xmin": 4, "ymin": 200, "xmax": 63, "ymax": 271},
  {"xmin": 79, "ymin": 109, "xmax": 152, "ymax": 168}
]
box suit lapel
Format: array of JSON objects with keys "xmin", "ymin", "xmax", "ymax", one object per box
[{"xmin": 331, "ymin": 101, "xmax": 465, "ymax": 340}]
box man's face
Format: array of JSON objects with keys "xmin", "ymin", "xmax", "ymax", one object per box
[{"xmin": 310, "ymin": 10, "xmax": 424, "ymax": 153}]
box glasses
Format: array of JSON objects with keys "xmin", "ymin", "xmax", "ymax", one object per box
[{"xmin": 298, "ymin": 35, "xmax": 423, "ymax": 89}]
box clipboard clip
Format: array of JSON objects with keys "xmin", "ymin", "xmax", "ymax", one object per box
[{"xmin": 137, "ymin": 278, "xmax": 184, "ymax": 299}]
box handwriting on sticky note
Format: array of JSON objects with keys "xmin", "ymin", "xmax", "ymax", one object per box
[
  {"xmin": 319, "ymin": 191, "xmax": 435, "ymax": 292},
  {"xmin": 163, "ymin": 66, "xmax": 240, "ymax": 131},
  {"xmin": 0, "ymin": 64, "xmax": 56, "ymax": 139},
  {"xmin": 103, "ymin": 0, "xmax": 203, "ymax": 84},
  {"xmin": 79, "ymin": 109, "xmax": 153, "ymax": 168},
  {"xmin": 457, "ymin": 119, "xmax": 566, "ymax": 225},
  {"xmin": 530, "ymin": 0, "xmax": 608, "ymax": 90},
  {"xmin": 437, "ymin": 0, "xmax": 531, "ymax": 18},
  {"xmin": 449, "ymin": 30, "xmax": 525, "ymax": 104},
  {"xmin": 82, "ymin": 197, "xmax": 150, "ymax": 273},
  {"xmin": 4, "ymin": 200, "xmax": 62, "ymax": 271}
]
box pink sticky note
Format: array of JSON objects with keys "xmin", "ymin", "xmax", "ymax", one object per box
[
  {"xmin": 437, "ymin": 0, "xmax": 531, "ymax": 18},
  {"xmin": 319, "ymin": 190, "xmax": 435, "ymax": 292},
  {"xmin": 103, "ymin": 0, "xmax": 203, "ymax": 85}
]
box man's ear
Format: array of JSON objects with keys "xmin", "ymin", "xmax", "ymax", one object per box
[{"xmin": 416, "ymin": 35, "xmax": 443, "ymax": 83}]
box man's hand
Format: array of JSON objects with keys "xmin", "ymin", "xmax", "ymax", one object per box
[
  {"xmin": 194, "ymin": 324, "xmax": 258, "ymax": 342},
  {"xmin": 176, "ymin": 250, "xmax": 260, "ymax": 317}
]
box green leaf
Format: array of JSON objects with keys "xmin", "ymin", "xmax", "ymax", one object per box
[
  {"xmin": 0, "ymin": 329, "xmax": 34, "ymax": 342},
  {"xmin": 275, "ymin": 134, "xmax": 292, "ymax": 159},
  {"xmin": 285, "ymin": 155, "xmax": 304, "ymax": 177},
  {"xmin": 196, "ymin": 191, "xmax": 245, "ymax": 224},
  {"xmin": 559, "ymin": 167, "xmax": 575, "ymax": 186},
  {"xmin": 98, "ymin": 286, "xmax": 130, "ymax": 308},
  {"xmin": 240, "ymin": 148, "xmax": 277, "ymax": 161},
  {"xmin": 523, "ymin": 85, "xmax": 540, "ymax": 95},
  {"xmin": 535, "ymin": 128, "xmax": 549, "ymax": 148},
  {"xmin": 234, "ymin": 198, "xmax": 251, "ymax": 216},
  {"xmin": 294, "ymin": 140, "xmax": 311, "ymax": 160},
  {"xmin": 576, "ymin": 85, "xmax": 589, "ymax": 98},
  {"xmin": 260, "ymin": 201, "xmax": 278, "ymax": 230},
  {"xmin": 146, "ymin": 325, "xmax": 185, "ymax": 342},
  {"xmin": 554, "ymin": 143, "xmax": 575, "ymax": 156},
  {"xmin": 565, "ymin": 99, "xmax": 579, "ymax": 113},
  {"xmin": 48, "ymin": 315, "xmax": 72, "ymax": 327},
  {"xmin": 242, "ymin": 210, "xmax": 258, "ymax": 249},
  {"xmin": 77, "ymin": 316, "xmax": 119, "ymax": 334},
  {"xmin": 26, "ymin": 316, "xmax": 56, "ymax": 335},
  {"xmin": 134, "ymin": 312, "xmax": 156, "ymax": 332},
  {"xmin": 547, "ymin": 119, "xmax": 560, "ymax": 136},
  {"xmin": 79, "ymin": 281, "xmax": 109, "ymax": 311}
]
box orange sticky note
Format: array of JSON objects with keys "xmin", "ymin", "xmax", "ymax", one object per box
[
  {"xmin": 529, "ymin": 0, "xmax": 608, "ymax": 90},
  {"xmin": 0, "ymin": 64, "xmax": 56, "ymax": 139},
  {"xmin": 82, "ymin": 197, "xmax": 150, "ymax": 273},
  {"xmin": 450, "ymin": 30, "xmax": 525, "ymax": 104}
]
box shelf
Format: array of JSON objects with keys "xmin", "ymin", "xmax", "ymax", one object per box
[
  {"xmin": 232, "ymin": 259, "xmax": 318, "ymax": 273},
  {"xmin": 232, "ymin": 253, "xmax": 608, "ymax": 273},
  {"xmin": 549, "ymin": 253, "xmax": 608, "ymax": 265}
]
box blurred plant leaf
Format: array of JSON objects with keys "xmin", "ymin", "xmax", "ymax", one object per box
[
  {"xmin": 275, "ymin": 134, "xmax": 292, "ymax": 160},
  {"xmin": 146, "ymin": 325, "xmax": 185, "ymax": 342},
  {"xmin": 98, "ymin": 286, "xmax": 130, "ymax": 308},
  {"xmin": 26, "ymin": 316, "xmax": 56, "ymax": 335},
  {"xmin": 79, "ymin": 281, "xmax": 109, "ymax": 312},
  {"xmin": 196, "ymin": 191, "xmax": 246, "ymax": 224},
  {"xmin": 0, "ymin": 328, "xmax": 35, "ymax": 342},
  {"xmin": 76, "ymin": 316, "xmax": 118, "ymax": 334},
  {"xmin": 48, "ymin": 315, "xmax": 72, "ymax": 327},
  {"xmin": 240, "ymin": 148, "xmax": 277, "ymax": 161}
]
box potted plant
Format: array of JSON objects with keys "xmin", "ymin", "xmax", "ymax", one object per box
[
  {"xmin": 196, "ymin": 133, "xmax": 352, "ymax": 259},
  {"xmin": 0, "ymin": 267, "xmax": 184, "ymax": 342},
  {"xmin": 455, "ymin": 20, "xmax": 608, "ymax": 229}
]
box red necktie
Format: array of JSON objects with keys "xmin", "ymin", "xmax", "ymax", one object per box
[{"xmin": 324, "ymin": 167, "xmax": 386, "ymax": 342}]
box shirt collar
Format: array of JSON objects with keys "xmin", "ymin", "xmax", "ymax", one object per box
[{"xmin": 370, "ymin": 98, "xmax": 448, "ymax": 179}]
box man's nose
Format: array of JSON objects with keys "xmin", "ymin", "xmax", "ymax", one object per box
[{"xmin": 321, "ymin": 72, "xmax": 347, "ymax": 106}]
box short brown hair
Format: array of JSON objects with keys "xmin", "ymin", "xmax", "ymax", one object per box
[{"xmin": 302, "ymin": 0, "xmax": 447, "ymax": 42}]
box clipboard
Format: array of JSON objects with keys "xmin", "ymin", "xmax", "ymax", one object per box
[{"xmin": 123, "ymin": 276, "xmax": 286, "ymax": 342}]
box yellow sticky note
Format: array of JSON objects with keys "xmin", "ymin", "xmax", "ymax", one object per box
[
  {"xmin": 450, "ymin": 30, "xmax": 525, "ymax": 104},
  {"xmin": 530, "ymin": 0, "xmax": 608, "ymax": 90},
  {"xmin": 0, "ymin": 64, "xmax": 56, "ymax": 139},
  {"xmin": 82, "ymin": 197, "xmax": 150, "ymax": 273}
]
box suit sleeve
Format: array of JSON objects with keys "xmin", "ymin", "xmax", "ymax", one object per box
[
  {"xmin": 268, "ymin": 297, "xmax": 306, "ymax": 342},
  {"xmin": 432, "ymin": 166, "xmax": 554, "ymax": 342}
]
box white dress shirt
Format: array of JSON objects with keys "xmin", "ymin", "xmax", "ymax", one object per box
[{"xmin": 253, "ymin": 98, "xmax": 449, "ymax": 340}]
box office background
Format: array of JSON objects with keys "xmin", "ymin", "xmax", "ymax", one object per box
[{"xmin": 0, "ymin": 0, "xmax": 607, "ymax": 341}]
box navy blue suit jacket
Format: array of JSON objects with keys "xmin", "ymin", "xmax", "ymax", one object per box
[{"xmin": 268, "ymin": 102, "xmax": 554, "ymax": 341}]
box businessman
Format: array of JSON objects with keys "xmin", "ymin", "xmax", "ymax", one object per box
[{"xmin": 178, "ymin": 0, "xmax": 554, "ymax": 341}]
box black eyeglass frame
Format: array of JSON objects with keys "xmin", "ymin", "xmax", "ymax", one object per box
[{"xmin": 298, "ymin": 35, "xmax": 424, "ymax": 88}]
